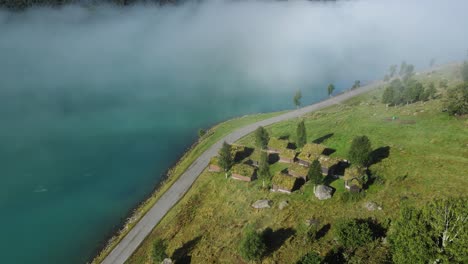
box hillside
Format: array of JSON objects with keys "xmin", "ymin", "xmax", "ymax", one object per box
[{"xmin": 127, "ymin": 63, "xmax": 467, "ymax": 263}]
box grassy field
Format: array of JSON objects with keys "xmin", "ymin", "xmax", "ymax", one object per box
[
  {"xmin": 127, "ymin": 64, "xmax": 467, "ymax": 264},
  {"xmin": 91, "ymin": 111, "xmax": 285, "ymax": 264}
]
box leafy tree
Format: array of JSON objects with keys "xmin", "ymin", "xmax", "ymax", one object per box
[
  {"xmin": 254, "ymin": 126, "xmax": 269, "ymax": 149},
  {"xmin": 462, "ymin": 61, "xmax": 468, "ymax": 82},
  {"xmin": 297, "ymin": 252, "xmax": 322, "ymax": 264},
  {"xmin": 334, "ymin": 219, "xmax": 373, "ymax": 250},
  {"xmin": 439, "ymin": 79, "xmax": 448, "ymax": 89},
  {"xmin": 239, "ymin": 226, "xmax": 266, "ymax": 261},
  {"xmin": 403, "ymin": 79, "xmax": 424, "ymax": 104},
  {"xmin": 327, "ymin": 83, "xmax": 335, "ymax": 97},
  {"xmin": 402, "ymin": 64, "xmax": 415, "ymax": 83},
  {"xmin": 257, "ymin": 150, "xmax": 271, "ymax": 187},
  {"xmin": 445, "ymin": 82, "xmax": 468, "ymax": 115},
  {"xmin": 218, "ymin": 142, "xmax": 233, "ymax": 172},
  {"xmin": 198, "ymin": 128, "xmax": 206, "ymax": 138},
  {"xmin": 351, "ymin": 80, "xmax": 361, "ymax": 90},
  {"xmin": 382, "ymin": 86, "xmax": 395, "ymax": 105},
  {"xmin": 399, "ymin": 61, "xmax": 407, "ymax": 76},
  {"xmin": 348, "ymin": 136, "xmax": 372, "ymax": 167},
  {"xmin": 296, "ymin": 120, "xmax": 307, "ymax": 148},
  {"xmin": 389, "ymin": 198, "xmax": 467, "ymax": 264},
  {"xmin": 422, "ymin": 82, "xmax": 437, "ymax": 101},
  {"xmin": 152, "ymin": 238, "xmax": 168, "ymax": 263},
  {"xmin": 308, "ymin": 159, "xmax": 323, "ymax": 185},
  {"xmin": 294, "ymin": 90, "xmax": 302, "ymax": 108},
  {"xmin": 348, "ymin": 240, "xmax": 391, "ymax": 264},
  {"xmin": 389, "ymin": 64, "xmax": 397, "ymax": 77}
]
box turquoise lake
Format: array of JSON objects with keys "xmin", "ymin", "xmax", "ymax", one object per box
[{"xmin": 1, "ymin": 2, "xmax": 466, "ymax": 263}]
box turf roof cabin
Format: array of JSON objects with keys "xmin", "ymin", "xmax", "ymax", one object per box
[
  {"xmin": 246, "ymin": 149, "xmax": 264, "ymax": 167},
  {"xmin": 318, "ymin": 155, "xmax": 343, "ymax": 176},
  {"xmin": 271, "ymin": 172, "xmax": 299, "ymax": 194},
  {"xmin": 296, "ymin": 143, "xmax": 326, "ymax": 167},
  {"xmin": 230, "ymin": 144, "xmax": 248, "ymax": 162},
  {"xmin": 279, "ymin": 148, "xmax": 296, "ymax": 164},
  {"xmin": 208, "ymin": 156, "xmax": 222, "ymax": 172},
  {"xmin": 267, "ymin": 137, "xmax": 289, "ymax": 154},
  {"xmin": 343, "ymin": 166, "xmax": 366, "ymax": 192},
  {"xmin": 230, "ymin": 163, "xmax": 256, "ymax": 182},
  {"xmin": 288, "ymin": 163, "xmax": 308, "ymax": 180}
]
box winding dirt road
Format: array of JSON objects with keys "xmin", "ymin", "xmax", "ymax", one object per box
[{"xmin": 101, "ymin": 80, "xmax": 382, "ymax": 264}]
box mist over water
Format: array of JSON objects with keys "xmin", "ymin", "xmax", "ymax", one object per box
[{"xmin": 1, "ymin": 0, "xmax": 467, "ymax": 263}]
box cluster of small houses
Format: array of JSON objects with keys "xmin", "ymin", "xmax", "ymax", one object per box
[{"xmin": 208, "ymin": 137, "xmax": 366, "ymax": 196}]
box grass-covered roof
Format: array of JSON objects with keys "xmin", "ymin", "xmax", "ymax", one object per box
[
  {"xmin": 318, "ymin": 155, "xmax": 341, "ymax": 168},
  {"xmin": 280, "ymin": 148, "xmax": 296, "ymax": 159},
  {"xmin": 209, "ymin": 156, "xmax": 219, "ymax": 166},
  {"xmin": 343, "ymin": 166, "xmax": 366, "ymax": 181},
  {"xmin": 272, "ymin": 172, "xmax": 297, "ymax": 191},
  {"xmin": 268, "ymin": 137, "xmax": 288, "ymax": 150},
  {"xmin": 288, "ymin": 163, "xmax": 308, "ymax": 176},
  {"xmin": 231, "ymin": 163, "xmax": 256, "ymax": 177},
  {"xmin": 297, "ymin": 143, "xmax": 326, "ymax": 161},
  {"xmin": 230, "ymin": 144, "xmax": 246, "ymax": 158},
  {"xmin": 248, "ymin": 149, "xmax": 264, "ymax": 162}
]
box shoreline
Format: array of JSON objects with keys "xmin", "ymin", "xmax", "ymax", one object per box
[{"xmin": 89, "ymin": 111, "xmax": 286, "ymax": 264}]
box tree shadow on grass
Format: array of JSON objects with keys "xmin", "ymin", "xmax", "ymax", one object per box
[
  {"xmin": 369, "ymin": 146, "xmax": 390, "ymax": 166},
  {"xmin": 269, "ymin": 153, "xmax": 280, "ymax": 164},
  {"xmin": 322, "ymin": 148, "xmax": 336, "ymax": 156},
  {"xmin": 235, "ymin": 147, "xmax": 254, "ymax": 162},
  {"xmin": 316, "ymin": 223, "xmax": 331, "ymax": 240},
  {"xmin": 263, "ymin": 228, "xmax": 296, "ymax": 256},
  {"xmin": 172, "ymin": 236, "xmax": 202, "ymax": 264},
  {"xmin": 312, "ymin": 133, "xmax": 334, "ymax": 144}
]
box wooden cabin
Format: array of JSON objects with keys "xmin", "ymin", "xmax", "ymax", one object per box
[
  {"xmin": 230, "ymin": 163, "xmax": 256, "ymax": 182},
  {"xmin": 279, "ymin": 149, "xmax": 296, "ymax": 164},
  {"xmin": 343, "ymin": 166, "xmax": 366, "ymax": 191},
  {"xmin": 208, "ymin": 156, "xmax": 222, "ymax": 172},
  {"xmin": 296, "ymin": 143, "xmax": 326, "ymax": 167},
  {"xmin": 271, "ymin": 172, "xmax": 298, "ymax": 194},
  {"xmin": 267, "ymin": 137, "xmax": 289, "ymax": 154},
  {"xmin": 288, "ymin": 163, "xmax": 308, "ymax": 181}
]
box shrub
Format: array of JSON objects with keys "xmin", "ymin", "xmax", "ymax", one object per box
[
  {"xmin": 334, "ymin": 219, "xmax": 373, "ymax": 250},
  {"xmin": 239, "ymin": 227, "xmax": 266, "ymax": 261},
  {"xmin": 297, "ymin": 252, "xmax": 322, "ymax": 264},
  {"xmin": 152, "ymin": 238, "xmax": 168, "ymax": 263},
  {"xmin": 340, "ymin": 191, "xmax": 365, "ymax": 203},
  {"xmin": 348, "ymin": 136, "xmax": 372, "ymax": 167},
  {"xmin": 445, "ymin": 82, "xmax": 468, "ymax": 115}
]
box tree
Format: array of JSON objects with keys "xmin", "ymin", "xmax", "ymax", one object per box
[
  {"xmin": 383, "ymin": 74, "xmax": 390, "ymax": 82},
  {"xmin": 254, "ymin": 126, "xmax": 269, "ymax": 149},
  {"xmin": 308, "ymin": 159, "xmax": 323, "ymax": 185},
  {"xmin": 399, "ymin": 61, "xmax": 407, "ymax": 76},
  {"xmin": 152, "ymin": 238, "xmax": 168, "ymax": 263},
  {"xmin": 351, "ymin": 80, "xmax": 361, "ymax": 90},
  {"xmin": 257, "ymin": 151, "xmax": 271, "ymax": 188},
  {"xmin": 348, "ymin": 136, "xmax": 372, "ymax": 167},
  {"xmin": 218, "ymin": 142, "xmax": 233, "ymax": 173},
  {"xmin": 439, "ymin": 79, "xmax": 448, "ymax": 89},
  {"xmin": 389, "ymin": 198, "xmax": 467, "ymax": 264},
  {"xmin": 334, "ymin": 219, "xmax": 373, "ymax": 250},
  {"xmin": 462, "ymin": 61, "xmax": 468, "ymax": 82},
  {"xmin": 389, "ymin": 64, "xmax": 397, "ymax": 78},
  {"xmin": 239, "ymin": 226, "xmax": 266, "ymax": 261},
  {"xmin": 294, "ymin": 90, "xmax": 302, "ymax": 108},
  {"xmin": 403, "ymin": 79, "xmax": 424, "ymax": 104},
  {"xmin": 327, "ymin": 83, "xmax": 335, "ymax": 97},
  {"xmin": 422, "ymin": 82, "xmax": 437, "ymax": 101},
  {"xmin": 445, "ymin": 82, "xmax": 468, "ymax": 115},
  {"xmin": 402, "ymin": 64, "xmax": 415, "ymax": 83},
  {"xmin": 296, "ymin": 120, "xmax": 307, "ymax": 148},
  {"xmin": 297, "ymin": 252, "xmax": 322, "ymax": 264},
  {"xmin": 198, "ymin": 128, "xmax": 206, "ymax": 138},
  {"xmin": 382, "ymin": 86, "xmax": 395, "ymax": 105}
]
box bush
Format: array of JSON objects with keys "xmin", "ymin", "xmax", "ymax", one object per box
[
  {"xmin": 348, "ymin": 136, "xmax": 372, "ymax": 167},
  {"xmin": 198, "ymin": 128, "xmax": 206, "ymax": 138},
  {"xmin": 239, "ymin": 227, "xmax": 266, "ymax": 261},
  {"xmin": 297, "ymin": 252, "xmax": 322, "ymax": 264},
  {"xmin": 445, "ymin": 82, "xmax": 468, "ymax": 115},
  {"xmin": 334, "ymin": 219, "xmax": 373, "ymax": 250},
  {"xmin": 340, "ymin": 191, "xmax": 365, "ymax": 203},
  {"xmin": 152, "ymin": 238, "xmax": 168, "ymax": 263}
]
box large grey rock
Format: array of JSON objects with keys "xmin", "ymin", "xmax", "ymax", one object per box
[
  {"xmin": 162, "ymin": 258, "xmax": 173, "ymax": 264},
  {"xmin": 314, "ymin": 185, "xmax": 333, "ymax": 200},
  {"xmin": 364, "ymin": 201, "xmax": 382, "ymax": 211},
  {"xmin": 278, "ymin": 200, "xmax": 289, "ymax": 210},
  {"xmin": 252, "ymin": 199, "xmax": 272, "ymax": 209}
]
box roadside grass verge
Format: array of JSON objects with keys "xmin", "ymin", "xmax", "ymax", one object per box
[
  {"xmin": 127, "ymin": 65, "xmax": 467, "ymax": 263},
  {"xmin": 91, "ymin": 111, "xmax": 286, "ymax": 264}
]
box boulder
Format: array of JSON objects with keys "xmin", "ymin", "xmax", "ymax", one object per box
[
  {"xmin": 162, "ymin": 258, "xmax": 173, "ymax": 264},
  {"xmin": 278, "ymin": 200, "xmax": 289, "ymax": 210},
  {"xmin": 314, "ymin": 185, "xmax": 333, "ymax": 200},
  {"xmin": 364, "ymin": 201, "xmax": 382, "ymax": 211},
  {"xmin": 252, "ymin": 199, "xmax": 272, "ymax": 209},
  {"xmin": 305, "ymin": 218, "xmax": 320, "ymax": 227}
]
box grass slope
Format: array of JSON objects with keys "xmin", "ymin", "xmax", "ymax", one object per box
[{"xmin": 127, "ymin": 64, "xmax": 467, "ymax": 264}]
